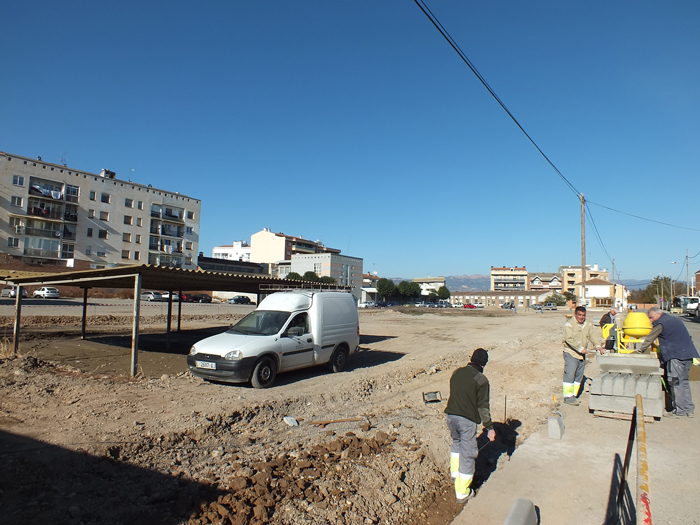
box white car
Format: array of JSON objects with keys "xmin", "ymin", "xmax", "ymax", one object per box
[
  {"xmin": 161, "ymin": 291, "xmax": 179, "ymax": 302},
  {"xmin": 33, "ymin": 286, "xmax": 60, "ymax": 299},
  {"xmin": 1, "ymin": 286, "xmax": 28, "ymax": 298},
  {"xmin": 140, "ymin": 291, "xmax": 162, "ymax": 302},
  {"xmin": 358, "ymin": 301, "xmax": 375, "ymax": 308},
  {"xmin": 687, "ymin": 302, "xmax": 700, "ymax": 317}
]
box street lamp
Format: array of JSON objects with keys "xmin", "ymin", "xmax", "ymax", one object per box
[{"xmin": 670, "ymin": 261, "xmax": 677, "ymax": 312}]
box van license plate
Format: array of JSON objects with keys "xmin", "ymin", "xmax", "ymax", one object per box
[{"xmin": 196, "ymin": 361, "xmax": 216, "ymax": 369}]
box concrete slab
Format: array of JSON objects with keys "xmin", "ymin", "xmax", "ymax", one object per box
[{"xmin": 451, "ymin": 379, "xmax": 699, "ymax": 524}]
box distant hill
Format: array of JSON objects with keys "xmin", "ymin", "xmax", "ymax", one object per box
[{"xmin": 388, "ymin": 275, "xmax": 491, "ymax": 292}]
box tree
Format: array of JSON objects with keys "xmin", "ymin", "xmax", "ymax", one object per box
[
  {"xmin": 437, "ymin": 286, "xmax": 451, "ymax": 300},
  {"xmin": 286, "ymin": 272, "xmax": 302, "ymax": 280},
  {"xmin": 409, "ymin": 282, "xmax": 422, "ymax": 297},
  {"xmin": 544, "ymin": 292, "xmax": 567, "ymax": 306},
  {"xmin": 302, "ymin": 271, "xmax": 319, "ymax": 282},
  {"xmin": 376, "ymin": 278, "xmax": 396, "ymax": 300},
  {"xmin": 563, "ymin": 291, "xmax": 577, "ymax": 304},
  {"xmin": 318, "ymin": 275, "xmax": 336, "ymax": 284},
  {"xmin": 397, "ymin": 281, "xmax": 413, "ymax": 298}
]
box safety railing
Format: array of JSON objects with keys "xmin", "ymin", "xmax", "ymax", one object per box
[{"xmin": 615, "ymin": 394, "xmax": 651, "ymax": 524}]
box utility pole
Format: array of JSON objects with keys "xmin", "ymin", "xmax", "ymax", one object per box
[
  {"xmin": 580, "ymin": 193, "xmax": 586, "ymax": 306},
  {"xmin": 612, "ymin": 258, "xmax": 616, "ymax": 307},
  {"xmin": 687, "ymin": 249, "xmax": 691, "ymax": 296}
]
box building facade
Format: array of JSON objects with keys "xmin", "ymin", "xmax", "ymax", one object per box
[
  {"xmin": 528, "ymin": 272, "xmax": 563, "ymax": 293},
  {"xmin": 212, "ymin": 241, "xmax": 251, "ymax": 262},
  {"xmin": 450, "ymin": 290, "xmax": 547, "ymax": 308},
  {"xmin": 287, "ymin": 253, "xmax": 364, "ymax": 301},
  {"xmin": 490, "ymin": 266, "xmax": 529, "ymax": 291},
  {"xmin": 1, "ymin": 151, "xmax": 200, "ymax": 269},
  {"xmin": 559, "ymin": 264, "xmax": 610, "ymax": 296},
  {"xmin": 412, "ymin": 277, "xmax": 446, "ymax": 296},
  {"xmin": 249, "ymin": 228, "xmax": 340, "ymax": 264}
]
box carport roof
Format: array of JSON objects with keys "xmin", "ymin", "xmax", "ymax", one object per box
[{"xmin": 0, "ymin": 264, "xmax": 302, "ymax": 294}]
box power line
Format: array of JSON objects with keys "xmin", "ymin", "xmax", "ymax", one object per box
[
  {"xmin": 587, "ymin": 200, "xmax": 700, "ymax": 232},
  {"xmin": 413, "ymin": 0, "xmax": 580, "ymax": 197}
]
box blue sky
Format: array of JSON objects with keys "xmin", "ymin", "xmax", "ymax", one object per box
[{"xmin": 2, "ymin": 1, "xmax": 699, "ymax": 283}]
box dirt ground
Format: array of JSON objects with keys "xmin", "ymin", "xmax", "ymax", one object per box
[{"xmin": 0, "ymin": 307, "xmax": 612, "ymax": 524}]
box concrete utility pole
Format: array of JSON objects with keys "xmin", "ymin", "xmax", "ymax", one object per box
[
  {"xmin": 687, "ymin": 249, "xmax": 691, "ymax": 296},
  {"xmin": 580, "ymin": 193, "xmax": 586, "ymax": 306}
]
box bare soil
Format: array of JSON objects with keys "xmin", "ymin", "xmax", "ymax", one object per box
[{"xmin": 0, "ymin": 307, "xmax": 569, "ymax": 525}]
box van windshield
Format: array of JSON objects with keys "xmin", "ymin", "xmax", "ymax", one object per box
[{"xmin": 226, "ymin": 310, "xmax": 291, "ymax": 336}]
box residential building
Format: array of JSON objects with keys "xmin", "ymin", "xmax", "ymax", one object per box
[
  {"xmin": 197, "ymin": 253, "xmax": 266, "ymax": 275},
  {"xmin": 491, "ymin": 266, "xmax": 528, "ymax": 291},
  {"xmin": 212, "ymin": 241, "xmax": 250, "ymax": 262},
  {"xmin": 285, "ymin": 252, "xmax": 363, "ymax": 301},
  {"xmin": 574, "ymin": 277, "xmax": 615, "ymax": 308},
  {"xmin": 559, "ymin": 264, "xmax": 610, "ymax": 296},
  {"xmin": 249, "ymin": 228, "xmax": 340, "ymax": 264},
  {"xmin": 412, "ymin": 277, "xmax": 446, "ymax": 296},
  {"xmin": 361, "ymin": 272, "xmax": 380, "ymax": 303},
  {"xmin": 0, "ymin": 151, "xmax": 200, "ymax": 269},
  {"xmin": 450, "ymin": 290, "xmax": 547, "ymax": 308},
  {"xmin": 528, "ymin": 272, "xmax": 563, "ymax": 293}
]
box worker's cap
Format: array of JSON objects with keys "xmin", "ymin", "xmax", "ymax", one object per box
[{"xmin": 470, "ymin": 348, "xmax": 489, "ymax": 367}]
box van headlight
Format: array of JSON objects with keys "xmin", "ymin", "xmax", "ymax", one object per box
[
  {"xmin": 189, "ymin": 345, "xmax": 198, "ymax": 355},
  {"xmin": 224, "ymin": 350, "xmax": 242, "ymax": 361}
]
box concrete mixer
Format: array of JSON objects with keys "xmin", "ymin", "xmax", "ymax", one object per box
[{"xmin": 589, "ymin": 312, "xmax": 664, "ymax": 419}]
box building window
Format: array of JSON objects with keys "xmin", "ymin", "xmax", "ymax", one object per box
[
  {"xmin": 12, "ymin": 175, "xmax": 24, "ymax": 186},
  {"xmin": 125, "ymin": 198, "xmax": 133, "ymax": 208},
  {"xmin": 185, "ymin": 256, "xmax": 192, "ymax": 265},
  {"xmin": 124, "ymin": 215, "xmax": 132, "ymax": 225},
  {"xmin": 134, "ymin": 251, "xmax": 140, "ymax": 261},
  {"xmin": 137, "ymin": 201, "xmax": 144, "ymax": 210},
  {"xmin": 185, "ymin": 241, "xmax": 193, "ymax": 250},
  {"xmin": 88, "ymin": 209, "xmax": 95, "ymax": 219},
  {"xmin": 87, "ymin": 228, "xmax": 93, "ymax": 237},
  {"xmin": 187, "ymin": 211, "xmax": 194, "ymax": 220},
  {"xmin": 186, "ymin": 226, "xmax": 194, "ymax": 234},
  {"xmin": 98, "ymin": 229, "xmax": 108, "ymax": 239},
  {"xmin": 10, "ymin": 196, "xmax": 22, "ymax": 207},
  {"xmin": 65, "ymin": 185, "xmax": 79, "ymax": 203},
  {"xmin": 136, "ymin": 217, "xmax": 142, "ymax": 227},
  {"xmin": 97, "ymin": 250, "xmax": 106, "ymax": 257},
  {"xmin": 99, "ymin": 211, "xmax": 109, "ymax": 221},
  {"xmin": 101, "ymin": 193, "xmax": 110, "ymax": 204},
  {"xmin": 314, "ymin": 263, "xmax": 322, "ymax": 275},
  {"xmin": 123, "ymin": 233, "xmax": 131, "ymax": 242},
  {"xmin": 7, "ymin": 237, "xmax": 19, "ymax": 247},
  {"xmin": 121, "ymin": 250, "xmax": 129, "ymax": 259},
  {"xmin": 135, "ymin": 234, "xmax": 141, "ymax": 244},
  {"xmin": 89, "ymin": 191, "xmax": 96, "ymax": 200},
  {"xmin": 85, "ymin": 246, "xmax": 92, "ymax": 255}
]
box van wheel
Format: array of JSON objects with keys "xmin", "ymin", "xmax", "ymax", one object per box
[
  {"xmin": 251, "ymin": 357, "xmax": 277, "ymax": 389},
  {"xmin": 329, "ymin": 347, "xmax": 349, "ymax": 373}
]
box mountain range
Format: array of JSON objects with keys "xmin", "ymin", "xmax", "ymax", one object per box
[{"xmin": 390, "ymin": 275, "xmax": 655, "ymax": 292}]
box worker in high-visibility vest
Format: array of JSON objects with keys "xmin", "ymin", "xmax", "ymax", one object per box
[{"xmin": 562, "ymin": 306, "xmax": 604, "ymax": 405}]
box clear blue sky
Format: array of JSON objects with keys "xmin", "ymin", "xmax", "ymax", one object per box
[{"xmin": 2, "ymin": 1, "xmax": 699, "ymax": 283}]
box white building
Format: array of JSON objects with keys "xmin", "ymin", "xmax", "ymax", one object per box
[
  {"xmin": 1, "ymin": 151, "xmax": 201, "ymax": 269},
  {"xmin": 412, "ymin": 277, "xmax": 446, "ymax": 296},
  {"xmin": 286, "ymin": 253, "xmax": 364, "ymax": 301},
  {"xmin": 212, "ymin": 241, "xmax": 251, "ymax": 262}
]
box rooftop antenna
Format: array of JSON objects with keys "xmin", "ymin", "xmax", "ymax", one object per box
[
  {"xmin": 129, "ymin": 168, "xmax": 135, "ymax": 182},
  {"xmin": 60, "ymin": 152, "xmax": 68, "ymax": 166}
]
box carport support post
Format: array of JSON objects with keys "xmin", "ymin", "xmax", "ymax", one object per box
[
  {"xmin": 166, "ymin": 293, "xmax": 172, "ymax": 350},
  {"xmin": 12, "ymin": 288, "xmax": 22, "ymax": 356},
  {"xmin": 177, "ymin": 290, "xmax": 182, "ymax": 332},
  {"xmin": 131, "ymin": 274, "xmax": 142, "ymax": 377},
  {"xmin": 81, "ymin": 288, "xmax": 88, "ymax": 339}
]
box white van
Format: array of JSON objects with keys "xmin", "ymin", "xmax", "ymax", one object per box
[{"xmin": 187, "ymin": 290, "xmax": 360, "ymax": 388}]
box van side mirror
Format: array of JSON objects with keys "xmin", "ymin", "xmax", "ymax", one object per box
[{"xmin": 287, "ymin": 327, "xmax": 303, "ymax": 337}]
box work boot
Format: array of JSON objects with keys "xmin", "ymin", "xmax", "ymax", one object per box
[
  {"xmin": 564, "ymin": 397, "xmax": 580, "ymax": 406},
  {"xmin": 456, "ymin": 489, "xmax": 475, "ymax": 504}
]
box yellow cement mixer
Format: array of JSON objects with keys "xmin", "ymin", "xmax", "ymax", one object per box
[{"xmin": 602, "ymin": 311, "xmax": 658, "ymax": 354}]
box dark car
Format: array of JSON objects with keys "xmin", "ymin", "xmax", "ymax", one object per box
[
  {"xmin": 180, "ymin": 292, "xmax": 197, "ymax": 302},
  {"xmin": 193, "ymin": 293, "xmax": 212, "ymax": 303},
  {"xmin": 375, "ymin": 301, "xmax": 388, "ymax": 308},
  {"xmin": 228, "ymin": 295, "xmax": 252, "ymax": 305}
]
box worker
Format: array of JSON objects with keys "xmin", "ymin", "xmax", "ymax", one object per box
[
  {"xmin": 562, "ymin": 306, "xmax": 604, "ymax": 405},
  {"xmin": 640, "ymin": 306, "xmax": 698, "ymax": 417},
  {"xmin": 599, "ymin": 307, "xmax": 618, "ymax": 327},
  {"xmin": 444, "ymin": 348, "xmax": 496, "ymax": 503}
]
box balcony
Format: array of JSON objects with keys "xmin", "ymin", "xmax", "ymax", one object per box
[
  {"xmin": 23, "ymin": 248, "xmax": 60, "ymax": 258},
  {"xmin": 150, "ymin": 227, "xmax": 160, "ymax": 235},
  {"xmin": 64, "ymin": 212, "xmax": 78, "ymax": 222},
  {"xmin": 161, "ymin": 228, "xmax": 184, "ymax": 238},
  {"xmin": 62, "ymin": 230, "xmax": 76, "ymax": 240},
  {"xmin": 161, "ymin": 212, "xmax": 184, "ymax": 224},
  {"xmin": 29, "ymin": 206, "xmax": 63, "ymax": 220},
  {"xmin": 26, "ymin": 227, "xmax": 62, "ymax": 238}
]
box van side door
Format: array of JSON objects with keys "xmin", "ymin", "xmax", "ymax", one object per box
[{"xmin": 278, "ymin": 313, "xmax": 314, "ymax": 371}]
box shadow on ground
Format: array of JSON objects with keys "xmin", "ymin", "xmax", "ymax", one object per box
[
  {"xmin": 0, "ymin": 430, "xmax": 218, "ymax": 525},
  {"xmin": 473, "ymin": 419, "xmax": 521, "ymax": 490}
]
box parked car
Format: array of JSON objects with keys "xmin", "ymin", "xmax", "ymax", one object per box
[
  {"xmin": 474, "ymin": 303, "xmax": 485, "ymax": 308},
  {"xmin": 501, "ymin": 302, "xmax": 513, "ymax": 309},
  {"xmin": 228, "ymin": 295, "xmax": 253, "ymax": 305},
  {"xmin": 161, "ymin": 291, "xmax": 179, "ymax": 302},
  {"xmin": 530, "ymin": 304, "xmax": 543, "ymax": 312},
  {"xmin": 188, "ymin": 290, "xmax": 360, "ymax": 388},
  {"xmin": 141, "ymin": 291, "xmax": 162, "ymax": 302},
  {"xmin": 463, "ymin": 303, "xmax": 477, "ymax": 309},
  {"xmin": 375, "ymin": 301, "xmax": 388, "ymax": 308},
  {"xmin": 542, "ymin": 303, "xmax": 558, "ymax": 310},
  {"xmin": 180, "ymin": 292, "xmax": 197, "ymax": 302},
  {"xmin": 358, "ymin": 301, "xmax": 375, "ymax": 309},
  {"xmin": 33, "ymin": 286, "xmax": 60, "ymax": 299},
  {"xmin": 194, "ymin": 293, "xmax": 212, "ymax": 303},
  {"xmin": 1, "ymin": 286, "xmax": 28, "ymax": 298}
]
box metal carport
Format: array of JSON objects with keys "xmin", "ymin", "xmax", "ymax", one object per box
[{"xmin": 1, "ymin": 264, "xmax": 343, "ymax": 376}]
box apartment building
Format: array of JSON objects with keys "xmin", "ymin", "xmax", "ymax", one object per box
[
  {"xmin": 528, "ymin": 272, "xmax": 563, "ymax": 293},
  {"xmin": 1, "ymin": 151, "xmax": 200, "ymax": 269},
  {"xmin": 249, "ymin": 228, "xmax": 340, "ymax": 264},
  {"xmin": 559, "ymin": 264, "xmax": 610, "ymax": 296},
  {"xmin": 212, "ymin": 241, "xmax": 251, "ymax": 262},
  {"xmin": 283, "ymin": 252, "xmax": 364, "ymax": 301},
  {"xmin": 490, "ymin": 266, "xmax": 529, "ymax": 291}
]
